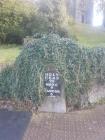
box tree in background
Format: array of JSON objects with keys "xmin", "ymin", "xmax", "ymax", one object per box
[
  {"xmin": 0, "ymin": 0, "xmax": 70, "ymax": 44},
  {"xmin": 79, "ymin": 0, "xmax": 87, "ymax": 23},
  {"xmin": 95, "ymin": 0, "xmax": 105, "ymax": 27},
  {"xmin": 66, "ymin": 0, "xmax": 93, "ymax": 25},
  {"xmin": 0, "ymin": 0, "xmax": 38, "ymax": 44},
  {"xmin": 37, "ymin": 0, "xmax": 69, "ymax": 36},
  {"xmin": 0, "ymin": 0, "xmax": 23, "ymax": 43}
]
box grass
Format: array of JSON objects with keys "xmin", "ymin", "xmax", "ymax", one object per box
[
  {"xmin": 69, "ymin": 23, "xmax": 105, "ymax": 47},
  {"xmin": 0, "ymin": 44, "xmax": 21, "ymax": 64},
  {"xmin": 0, "ymin": 24, "xmax": 105, "ymax": 63}
]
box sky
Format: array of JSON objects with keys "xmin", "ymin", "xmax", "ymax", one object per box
[{"xmin": 93, "ymin": 1, "xmax": 103, "ymax": 26}]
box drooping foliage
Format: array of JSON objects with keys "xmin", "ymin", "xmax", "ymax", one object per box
[
  {"xmin": 0, "ymin": 65, "xmax": 13, "ymax": 99},
  {"xmin": 0, "ymin": 34, "xmax": 105, "ymax": 107}
]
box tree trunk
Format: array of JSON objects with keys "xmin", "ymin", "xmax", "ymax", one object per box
[{"xmin": 103, "ymin": 9, "xmax": 105, "ymax": 27}]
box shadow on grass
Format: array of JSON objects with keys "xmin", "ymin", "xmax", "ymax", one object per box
[{"xmin": 0, "ymin": 110, "xmax": 32, "ymax": 140}]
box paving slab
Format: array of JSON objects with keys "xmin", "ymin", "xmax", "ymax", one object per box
[
  {"xmin": 0, "ymin": 105, "xmax": 105, "ymax": 140},
  {"xmin": 0, "ymin": 110, "xmax": 31, "ymax": 140}
]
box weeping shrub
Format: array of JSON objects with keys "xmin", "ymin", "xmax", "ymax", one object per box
[
  {"xmin": 0, "ymin": 65, "xmax": 13, "ymax": 99},
  {"xmin": 0, "ymin": 34, "xmax": 105, "ymax": 108}
]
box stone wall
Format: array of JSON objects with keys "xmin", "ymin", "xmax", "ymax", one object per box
[{"xmin": 88, "ymin": 83, "xmax": 105, "ymax": 104}]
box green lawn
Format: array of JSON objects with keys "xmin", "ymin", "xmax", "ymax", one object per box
[
  {"xmin": 0, "ymin": 44, "xmax": 21, "ymax": 64},
  {"xmin": 70, "ymin": 23, "xmax": 105, "ymax": 47}
]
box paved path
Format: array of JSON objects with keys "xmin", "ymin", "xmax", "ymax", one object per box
[
  {"xmin": 0, "ymin": 105, "xmax": 105, "ymax": 140},
  {"xmin": 0, "ymin": 110, "xmax": 31, "ymax": 140}
]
